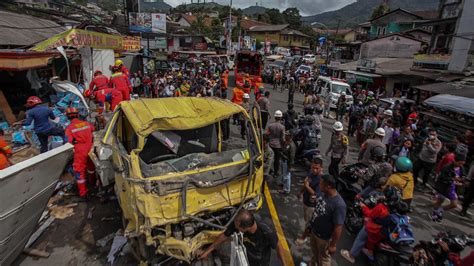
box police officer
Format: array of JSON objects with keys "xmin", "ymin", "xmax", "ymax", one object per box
[
  {"xmin": 65, "ymin": 107, "xmax": 95, "ymax": 198},
  {"xmin": 326, "ymin": 121, "xmax": 349, "ymax": 178},
  {"xmin": 267, "ymin": 110, "xmax": 285, "ymax": 176}
]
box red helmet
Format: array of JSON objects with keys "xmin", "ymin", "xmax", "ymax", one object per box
[
  {"xmin": 66, "ymin": 107, "xmax": 79, "ymax": 117},
  {"xmin": 94, "ymin": 70, "xmax": 102, "ymax": 76},
  {"xmin": 26, "ymin": 96, "xmax": 42, "ymax": 107}
]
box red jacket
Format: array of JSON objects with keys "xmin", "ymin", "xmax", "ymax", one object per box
[
  {"xmin": 88, "ymin": 74, "xmax": 109, "ymax": 92},
  {"xmin": 93, "ymin": 88, "xmax": 123, "ymax": 111},
  {"xmin": 120, "ymin": 65, "xmax": 130, "ymax": 78},
  {"xmin": 436, "ymin": 152, "xmax": 455, "ymax": 174},
  {"xmin": 109, "ymin": 72, "xmax": 132, "ymax": 101},
  {"xmin": 362, "ymin": 203, "xmax": 390, "ymax": 234}
]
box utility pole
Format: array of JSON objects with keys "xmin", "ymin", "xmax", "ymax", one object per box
[{"xmin": 228, "ymin": 0, "xmax": 232, "ymax": 54}]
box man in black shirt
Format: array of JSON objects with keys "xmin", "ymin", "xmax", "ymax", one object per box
[{"xmin": 198, "ymin": 210, "xmax": 287, "ymax": 266}]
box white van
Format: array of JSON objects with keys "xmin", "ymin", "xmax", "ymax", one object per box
[{"xmin": 316, "ymin": 76, "xmax": 353, "ymax": 109}]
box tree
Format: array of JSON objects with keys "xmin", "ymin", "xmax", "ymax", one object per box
[
  {"xmin": 265, "ymin": 8, "xmax": 286, "ymax": 25},
  {"xmin": 282, "ymin": 7, "xmax": 301, "ymax": 29},
  {"xmin": 370, "ymin": 3, "xmax": 390, "ymax": 20}
]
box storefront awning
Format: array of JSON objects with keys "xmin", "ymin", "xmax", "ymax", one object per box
[
  {"xmin": 0, "ymin": 50, "xmax": 68, "ymax": 71},
  {"xmin": 413, "ymin": 79, "xmax": 474, "ymax": 98},
  {"xmin": 345, "ymin": 70, "xmax": 382, "ymax": 78}
]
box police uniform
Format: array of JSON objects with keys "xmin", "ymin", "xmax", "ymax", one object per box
[{"xmin": 326, "ymin": 133, "xmax": 349, "ymax": 178}]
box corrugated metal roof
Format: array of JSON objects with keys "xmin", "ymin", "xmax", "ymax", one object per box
[
  {"xmin": 248, "ymin": 24, "xmax": 289, "ymax": 32},
  {"xmin": 0, "ymin": 11, "xmax": 66, "ymax": 47}
]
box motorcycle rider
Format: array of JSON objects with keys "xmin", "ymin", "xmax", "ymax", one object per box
[
  {"xmin": 326, "ymin": 121, "xmax": 349, "ymax": 178},
  {"xmin": 283, "ymin": 103, "xmax": 298, "ymax": 131},
  {"xmin": 359, "ymin": 146, "xmax": 393, "ymax": 198},
  {"xmin": 359, "ymin": 127, "xmax": 386, "ymax": 165},
  {"xmin": 295, "ymin": 115, "xmax": 319, "ymax": 160},
  {"xmin": 64, "ymin": 107, "xmax": 95, "ymax": 198},
  {"xmin": 304, "ymin": 105, "xmax": 322, "ymax": 133},
  {"xmin": 386, "ymin": 157, "xmax": 414, "ymax": 208}
]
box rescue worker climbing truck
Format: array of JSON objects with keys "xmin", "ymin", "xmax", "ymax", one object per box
[{"xmin": 91, "ymin": 97, "xmax": 264, "ymax": 263}]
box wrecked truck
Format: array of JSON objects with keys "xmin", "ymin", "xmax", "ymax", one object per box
[{"xmin": 91, "ymin": 97, "xmax": 264, "ymax": 263}]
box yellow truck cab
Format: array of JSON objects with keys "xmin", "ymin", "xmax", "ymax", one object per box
[{"xmin": 92, "ymin": 97, "xmax": 264, "ymax": 263}]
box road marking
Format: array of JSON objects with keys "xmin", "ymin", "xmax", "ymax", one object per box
[{"xmin": 264, "ymin": 183, "xmax": 295, "ymax": 266}]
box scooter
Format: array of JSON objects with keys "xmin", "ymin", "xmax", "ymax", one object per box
[
  {"xmin": 373, "ymin": 240, "xmax": 413, "ymax": 266},
  {"xmin": 337, "ymin": 163, "xmax": 368, "ymax": 201}
]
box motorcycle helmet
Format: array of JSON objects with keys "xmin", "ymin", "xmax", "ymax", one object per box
[
  {"xmin": 304, "ymin": 115, "xmax": 315, "ymax": 125},
  {"xmin": 370, "ymin": 146, "xmax": 386, "ymax": 162},
  {"xmin": 395, "ymin": 157, "xmax": 413, "ymax": 172},
  {"xmin": 26, "ymin": 96, "xmax": 42, "ymax": 108},
  {"xmin": 304, "ymin": 105, "xmax": 315, "ymax": 115},
  {"xmin": 383, "ymin": 185, "xmax": 402, "ymax": 207},
  {"xmin": 332, "ymin": 121, "xmax": 343, "ymax": 132}
]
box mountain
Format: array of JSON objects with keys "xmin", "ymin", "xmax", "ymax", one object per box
[
  {"xmin": 242, "ymin": 5, "xmax": 267, "ymax": 16},
  {"xmin": 302, "ymin": 0, "xmax": 440, "ymax": 28}
]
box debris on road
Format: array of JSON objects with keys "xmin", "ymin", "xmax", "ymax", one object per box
[
  {"xmin": 106, "ymin": 234, "xmax": 128, "ymax": 264},
  {"xmin": 23, "ymin": 248, "xmax": 51, "ymax": 258},
  {"xmin": 101, "ymin": 217, "xmax": 115, "ymax": 221},
  {"xmin": 96, "ymin": 231, "xmax": 117, "ymax": 247},
  {"xmin": 49, "ymin": 203, "xmax": 77, "ymax": 219},
  {"xmin": 25, "ymin": 216, "xmax": 55, "ymax": 248},
  {"xmin": 87, "ymin": 206, "xmax": 95, "ymax": 220}
]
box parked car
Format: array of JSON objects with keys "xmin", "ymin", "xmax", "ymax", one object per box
[
  {"xmin": 91, "ymin": 97, "xmax": 264, "ymax": 263},
  {"xmin": 303, "ymin": 54, "xmax": 316, "ymax": 64},
  {"xmin": 316, "ymin": 76, "xmax": 353, "ymax": 109},
  {"xmin": 379, "ymin": 97, "xmax": 415, "ymax": 111},
  {"xmin": 169, "ymin": 61, "xmax": 180, "ymax": 72},
  {"xmin": 274, "ymin": 47, "xmax": 291, "ymax": 57}
]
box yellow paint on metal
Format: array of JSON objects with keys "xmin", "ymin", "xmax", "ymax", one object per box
[{"xmin": 264, "ymin": 183, "xmax": 295, "ymax": 266}]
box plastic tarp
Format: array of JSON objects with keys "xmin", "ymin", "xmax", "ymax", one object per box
[
  {"xmin": 424, "ymin": 94, "xmax": 474, "ymax": 116},
  {"xmin": 50, "ymin": 79, "xmax": 89, "ymax": 113}
]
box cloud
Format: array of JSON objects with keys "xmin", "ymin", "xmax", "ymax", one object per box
[{"xmin": 165, "ymin": 0, "xmax": 356, "ymax": 16}]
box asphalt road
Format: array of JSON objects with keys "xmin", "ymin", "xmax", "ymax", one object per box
[
  {"xmin": 14, "ymin": 72, "xmax": 472, "ymax": 266},
  {"xmin": 229, "ymin": 74, "xmax": 473, "ymax": 266}
]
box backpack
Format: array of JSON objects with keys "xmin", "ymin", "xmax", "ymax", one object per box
[
  {"xmin": 304, "ymin": 126, "xmax": 318, "ymax": 149},
  {"xmin": 388, "ymin": 213, "xmax": 415, "ymax": 246}
]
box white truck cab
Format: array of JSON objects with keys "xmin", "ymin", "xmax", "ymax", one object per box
[{"xmin": 316, "ymin": 76, "xmax": 353, "ymax": 109}]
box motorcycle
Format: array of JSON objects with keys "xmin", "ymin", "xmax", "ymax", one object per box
[
  {"xmin": 412, "ymin": 232, "xmax": 474, "ymax": 266},
  {"xmin": 373, "ymin": 239, "xmax": 413, "ymax": 266},
  {"xmin": 292, "ymin": 116, "xmax": 321, "ymax": 166},
  {"xmin": 337, "ymin": 163, "xmax": 368, "ymax": 201}
]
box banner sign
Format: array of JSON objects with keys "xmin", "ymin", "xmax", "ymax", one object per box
[
  {"xmin": 122, "ymin": 36, "xmax": 141, "ymax": 51},
  {"xmin": 31, "ymin": 29, "xmax": 123, "ymax": 51},
  {"xmin": 129, "ymin": 13, "xmax": 166, "ymax": 33}
]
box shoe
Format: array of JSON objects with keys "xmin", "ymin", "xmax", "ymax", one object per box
[
  {"xmin": 340, "ymin": 249, "xmax": 355, "ymax": 264},
  {"xmin": 278, "ymin": 189, "xmax": 290, "ymax": 194}
]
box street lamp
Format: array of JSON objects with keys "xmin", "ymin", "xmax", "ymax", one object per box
[
  {"xmin": 311, "ymin": 22, "xmax": 330, "ymax": 65},
  {"xmin": 228, "ymin": 0, "xmax": 233, "ymax": 54}
]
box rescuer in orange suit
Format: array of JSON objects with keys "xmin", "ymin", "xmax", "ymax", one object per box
[
  {"xmin": 232, "ymin": 81, "xmax": 245, "ymax": 125},
  {"xmin": 65, "ymin": 108, "xmax": 94, "ymax": 198},
  {"xmin": 221, "ymin": 70, "xmax": 229, "ymax": 98},
  {"xmin": 93, "ymin": 88, "xmax": 123, "ymax": 112},
  {"xmin": 109, "ymin": 66, "xmax": 132, "ymax": 101},
  {"xmin": 87, "ymin": 70, "xmax": 109, "ymax": 93},
  {"xmin": 115, "ymin": 59, "xmax": 130, "ymax": 78},
  {"xmin": 0, "ymin": 129, "xmax": 12, "ymax": 170}
]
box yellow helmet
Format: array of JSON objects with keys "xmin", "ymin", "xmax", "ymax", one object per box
[{"xmin": 114, "ymin": 59, "xmax": 123, "ymax": 66}]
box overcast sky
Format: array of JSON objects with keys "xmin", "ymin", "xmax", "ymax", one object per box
[{"xmin": 165, "ymin": 0, "xmax": 356, "ymax": 16}]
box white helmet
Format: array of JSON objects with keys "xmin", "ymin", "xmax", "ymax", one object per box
[
  {"xmin": 341, "ymin": 91, "xmax": 346, "ymax": 96},
  {"xmin": 274, "ymin": 110, "xmax": 283, "ymax": 118},
  {"xmin": 368, "ymin": 91, "xmax": 374, "ymax": 96},
  {"xmin": 243, "ymin": 93, "xmax": 250, "ymax": 99},
  {"xmin": 375, "ymin": 127, "xmax": 386, "ymax": 137},
  {"xmin": 332, "ymin": 121, "xmax": 343, "ymax": 131},
  {"xmin": 383, "ymin": 109, "xmax": 393, "ymax": 116}
]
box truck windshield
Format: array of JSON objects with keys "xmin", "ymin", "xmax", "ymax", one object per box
[{"xmin": 138, "ymin": 118, "xmax": 255, "ymax": 177}]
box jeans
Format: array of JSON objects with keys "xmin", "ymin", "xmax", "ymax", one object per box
[
  {"xmin": 261, "ymin": 111, "xmax": 269, "ymax": 129},
  {"xmin": 348, "ymin": 117, "xmax": 358, "ymax": 136},
  {"xmin": 413, "ymin": 159, "xmax": 435, "ymax": 185},
  {"xmin": 36, "ymin": 127, "xmax": 65, "ymax": 153},
  {"xmin": 279, "ymin": 159, "xmax": 291, "ymax": 192},
  {"xmin": 350, "ymin": 225, "xmax": 368, "ymax": 257}
]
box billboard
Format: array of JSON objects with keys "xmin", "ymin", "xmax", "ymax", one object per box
[{"xmin": 129, "ymin": 13, "xmax": 166, "ymax": 33}]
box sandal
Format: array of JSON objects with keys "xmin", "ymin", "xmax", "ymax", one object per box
[{"xmin": 340, "ymin": 249, "xmax": 355, "ymax": 264}]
